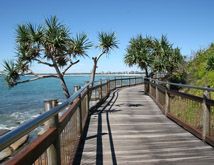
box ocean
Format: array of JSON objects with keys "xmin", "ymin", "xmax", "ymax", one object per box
[{"xmin": 0, "ymin": 74, "xmax": 118, "ymax": 130}]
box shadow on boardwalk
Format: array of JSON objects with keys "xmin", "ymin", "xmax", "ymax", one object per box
[{"xmin": 74, "ymin": 89, "xmax": 119, "ymax": 165}]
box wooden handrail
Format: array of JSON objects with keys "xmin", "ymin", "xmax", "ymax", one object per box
[
  {"xmin": 169, "ymin": 90, "xmax": 204, "ymax": 103},
  {"xmin": 145, "ymin": 77, "xmax": 214, "ymax": 92},
  {"xmin": 144, "ymin": 78, "xmax": 214, "ymax": 148}
]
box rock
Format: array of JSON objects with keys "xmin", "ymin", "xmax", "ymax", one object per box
[
  {"xmin": 0, "ymin": 129, "xmax": 29, "ymax": 162},
  {"xmin": 0, "ymin": 129, "xmax": 12, "ymax": 161},
  {"xmin": 0, "ymin": 147, "xmax": 12, "ymax": 162},
  {"xmin": 10, "ymin": 135, "xmax": 28, "ymax": 151}
]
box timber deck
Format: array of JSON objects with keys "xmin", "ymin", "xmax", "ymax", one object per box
[{"xmin": 74, "ymin": 85, "xmax": 214, "ymax": 165}]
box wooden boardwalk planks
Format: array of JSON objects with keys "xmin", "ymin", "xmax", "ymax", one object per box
[{"xmin": 74, "ymin": 85, "xmax": 214, "ymax": 165}]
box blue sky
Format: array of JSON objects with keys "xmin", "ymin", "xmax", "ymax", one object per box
[{"xmin": 0, "ymin": 0, "xmax": 214, "ymax": 73}]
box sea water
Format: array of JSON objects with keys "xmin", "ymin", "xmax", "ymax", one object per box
[{"xmin": 0, "ymin": 75, "xmax": 117, "ymax": 130}]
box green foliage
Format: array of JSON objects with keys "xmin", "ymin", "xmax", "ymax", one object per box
[
  {"xmin": 187, "ymin": 43, "xmax": 214, "ymax": 97},
  {"xmin": 3, "ymin": 16, "xmax": 92, "ymax": 88},
  {"xmin": 3, "ymin": 60, "xmax": 20, "ymax": 87},
  {"xmin": 151, "ymin": 36, "xmax": 184, "ymax": 77},
  {"xmin": 90, "ymin": 32, "xmax": 118, "ymax": 84},
  {"xmin": 206, "ymin": 55, "xmax": 214, "ymax": 71},
  {"xmin": 98, "ymin": 32, "xmax": 118, "ymax": 54},
  {"xmin": 124, "ymin": 34, "xmax": 185, "ymax": 80},
  {"xmin": 2, "ymin": 16, "xmax": 94, "ymax": 98},
  {"xmin": 124, "ymin": 35, "xmax": 153, "ymax": 77},
  {"xmin": 168, "ymin": 70, "xmax": 187, "ymax": 90},
  {"xmin": 170, "ymin": 97, "xmax": 203, "ymax": 130},
  {"xmin": 70, "ymin": 33, "xmax": 93, "ymax": 57}
]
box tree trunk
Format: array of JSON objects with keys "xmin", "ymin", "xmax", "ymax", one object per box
[
  {"xmin": 90, "ymin": 57, "xmax": 97, "ymax": 87},
  {"xmin": 51, "ymin": 57, "xmax": 70, "ymax": 98},
  {"xmin": 58, "ymin": 76, "xmax": 70, "ymax": 98},
  {"xmin": 145, "ymin": 67, "xmax": 149, "ymax": 77}
]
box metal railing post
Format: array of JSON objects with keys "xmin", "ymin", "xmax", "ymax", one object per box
[
  {"xmin": 44, "ymin": 99, "xmax": 61, "ymax": 165},
  {"xmin": 129, "ymin": 78, "xmax": 131, "ymax": 86},
  {"xmin": 121, "ymin": 77, "xmax": 123, "ymax": 87},
  {"xmin": 74, "ymin": 85, "xmax": 80, "ymax": 92},
  {"xmin": 134, "ymin": 77, "xmax": 136, "ymax": 85},
  {"xmin": 115, "ymin": 77, "xmax": 117, "ymax": 89},
  {"xmin": 202, "ymin": 89, "xmax": 211, "ymax": 140}
]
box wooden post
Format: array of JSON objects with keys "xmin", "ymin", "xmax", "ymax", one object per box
[
  {"xmin": 115, "ymin": 77, "xmax": 117, "ymax": 88},
  {"xmin": 155, "ymin": 80, "xmax": 159, "ymax": 102},
  {"xmin": 44, "ymin": 99, "xmax": 61, "ymax": 165},
  {"xmin": 121, "ymin": 77, "xmax": 123, "ymax": 87},
  {"xmin": 106, "ymin": 80, "xmax": 108, "ymax": 95},
  {"xmin": 85, "ymin": 81, "xmax": 90, "ymax": 86},
  {"xmin": 108, "ymin": 80, "xmax": 110, "ymax": 93},
  {"xmin": 86, "ymin": 86, "xmax": 90, "ymax": 113},
  {"xmin": 99, "ymin": 80, "xmax": 103, "ymax": 99},
  {"xmin": 134, "ymin": 77, "xmax": 136, "ymax": 85},
  {"xmin": 78, "ymin": 95, "xmax": 82, "ymax": 135},
  {"xmin": 144, "ymin": 78, "xmax": 149, "ymax": 94},
  {"xmin": 149, "ymin": 79, "xmax": 152, "ymax": 96},
  {"xmin": 106, "ymin": 80, "xmax": 110, "ymax": 95},
  {"xmin": 129, "ymin": 78, "xmax": 131, "ymax": 86},
  {"xmin": 81, "ymin": 95, "xmax": 85, "ymax": 126},
  {"xmin": 202, "ymin": 89, "xmax": 211, "ymax": 140},
  {"xmin": 165, "ymin": 85, "xmax": 170, "ymax": 116},
  {"xmin": 108, "ymin": 80, "xmax": 111, "ymax": 92},
  {"xmin": 74, "ymin": 85, "xmax": 80, "ymax": 92}
]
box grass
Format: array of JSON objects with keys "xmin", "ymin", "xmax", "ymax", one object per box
[
  {"xmin": 169, "ymin": 95, "xmax": 214, "ymax": 137},
  {"xmin": 170, "ymin": 95, "xmax": 203, "ymax": 131}
]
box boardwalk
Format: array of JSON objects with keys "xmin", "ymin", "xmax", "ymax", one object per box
[{"xmin": 74, "ymin": 85, "xmax": 214, "ymax": 165}]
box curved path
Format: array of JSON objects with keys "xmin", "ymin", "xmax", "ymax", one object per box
[{"xmin": 74, "ymin": 85, "xmax": 214, "ymax": 165}]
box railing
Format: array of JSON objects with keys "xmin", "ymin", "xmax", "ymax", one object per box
[
  {"xmin": 0, "ymin": 76, "xmax": 144, "ymax": 164},
  {"xmin": 144, "ymin": 78, "xmax": 214, "ymax": 146}
]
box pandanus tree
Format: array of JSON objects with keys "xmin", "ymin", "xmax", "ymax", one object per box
[
  {"xmin": 3, "ymin": 16, "xmax": 92, "ymax": 98},
  {"xmin": 90, "ymin": 32, "xmax": 118, "ymax": 86},
  {"xmin": 124, "ymin": 35, "xmax": 184, "ymax": 81},
  {"xmin": 124, "ymin": 35, "xmax": 153, "ymax": 77},
  {"xmin": 150, "ymin": 35, "xmax": 184, "ymax": 79}
]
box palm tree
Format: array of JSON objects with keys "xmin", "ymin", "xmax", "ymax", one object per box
[
  {"xmin": 124, "ymin": 35, "xmax": 153, "ymax": 77},
  {"xmin": 3, "ymin": 16, "xmax": 92, "ymax": 98},
  {"xmin": 124, "ymin": 35, "xmax": 184, "ymax": 81},
  {"xmin": 90, "ymin": 32, "xmax": 118, "ymax": 86},
  {"xmin": 150, "ymin": 35, "xmax": 171, "ymax": 75}
]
